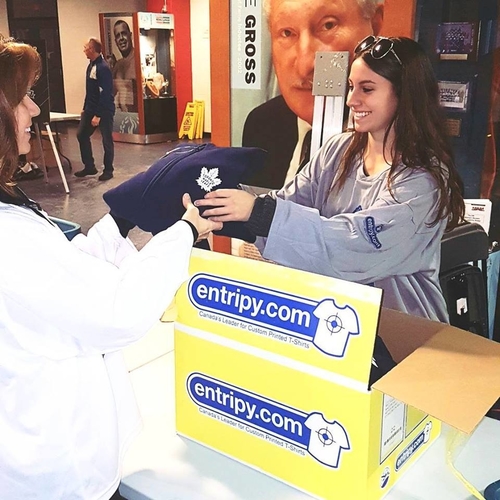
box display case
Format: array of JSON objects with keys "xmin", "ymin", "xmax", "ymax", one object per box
[{"xmin": 99, "ymin": 11, "xmax": 177, "ymax": 144}]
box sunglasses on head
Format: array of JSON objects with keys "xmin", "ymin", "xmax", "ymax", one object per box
[{"xmin": 355, "ymin": 35, "xmax": 403, "ymax": 66}]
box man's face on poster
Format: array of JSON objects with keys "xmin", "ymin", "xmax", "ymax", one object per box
[
  {"xmin": 114, "ymin": 22, "xmax": 133, "ymax": 58},
  {"xmin": 268, "ymin": 0, "xmax": 383, "ymax": 124}
]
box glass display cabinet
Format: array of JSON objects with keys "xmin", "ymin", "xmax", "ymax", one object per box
[{"xmin": 99, "ymin": 11, "xmax": 177, "ymax": 143}]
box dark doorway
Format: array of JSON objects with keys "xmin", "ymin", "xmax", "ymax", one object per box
[{"xmin": 7, "ymin": 0, "xmax": 66, "ymax": 113}]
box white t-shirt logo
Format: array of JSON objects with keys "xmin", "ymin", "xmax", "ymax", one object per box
[
  {"xmin": 305, "ymin": 412, "xmax": 350, "ymax": 468},
  {"xmin": 196, "ymin": 166, "xmax": 222, "ymax": 192},
  {"xmin": 312, "ymin": 299, "xmax": 360, "ymax": 356}
]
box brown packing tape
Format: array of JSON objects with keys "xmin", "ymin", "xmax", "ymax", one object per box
[{"xmin": 374, "ymin": 324, "xmax": 500, "ymax": 434}]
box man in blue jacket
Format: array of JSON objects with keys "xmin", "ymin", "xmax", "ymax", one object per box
[{"xmin": 75, "ymin": 38, "xmax": 115, "ymax": 181}]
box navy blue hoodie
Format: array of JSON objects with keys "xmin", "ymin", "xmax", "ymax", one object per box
[{"xmin": 83, "ymin": 54, "xmax": 115, "ymax": 116}]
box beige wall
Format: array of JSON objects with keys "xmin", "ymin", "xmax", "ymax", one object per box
[{"xmin": 190, "ymin": 0, "xmax": 211, "ymax": 133}]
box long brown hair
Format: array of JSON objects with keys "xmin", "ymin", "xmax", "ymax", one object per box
[
  {"xmin": 0, "ymin": 36, "xmax": 41, "ymax": 194},
  {"xmin": 334, "ymin": 37, "xmax": 464, "ymax": 230}
]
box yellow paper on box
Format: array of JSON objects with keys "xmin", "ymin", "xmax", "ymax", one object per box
[
  {"xmin": 174, "ymin": 250, "xmax": 440, "ymax": 500},
  {"xmin": 177, "ymin": 250, "xmax": 383, "ymax": 386},
  {"xmin": 175, "ymin": 329, "xmax": 372, "ymax": 500}
]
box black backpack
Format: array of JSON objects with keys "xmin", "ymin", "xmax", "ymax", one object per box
[{"xmin": 439, "ymin": 222, "xmax": 490, "ymax": 337}]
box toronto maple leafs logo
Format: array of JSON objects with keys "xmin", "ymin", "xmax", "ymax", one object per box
[{"xmin": 196, "ymin": 167, "xmax": 222, "ymax": 192}]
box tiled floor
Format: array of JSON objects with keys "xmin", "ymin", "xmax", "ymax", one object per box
[{"xmin": 21, "ymin": 123, "xmax": 208, "ymax": 248}]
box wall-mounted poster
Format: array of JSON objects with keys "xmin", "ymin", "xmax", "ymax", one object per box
[
  {"xmin": 101, "ymin": 13, "xmax": 140, "ymax": 134},
  {"xmin": 229, "ymin": 0, "xmax": 390, "ymax": 191},
  {"xmin": 444, "ymin": 118, "xmax": 462, "ymax": 138},
  {"xmin": 438, "ymin": 81, "xmax": 470, "ymax": 111},
  {"xmin": 436, "ymin": 22, "xmax": 476, "ymax": 61}
]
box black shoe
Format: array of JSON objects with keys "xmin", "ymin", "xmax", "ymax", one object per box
[
  {"xmin": 98, "ymin": 171, "xmax": 114, "ymax": 181},
  {"xmin": 75, "ymin": 168, "xmax": 98, "ymax": 178},
  {"xmin": 14, "ymin": 168, "xmax": 44, "ymax": 181}
]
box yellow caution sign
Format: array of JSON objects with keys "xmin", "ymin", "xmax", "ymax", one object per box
[
  {"xmin": 194, "ymin": 100, "xmax": 205, "ymax": 139},
  {"xmin": 179, "ymin": 100, "xmax": 205, "ymax": 140},
  {"xmin": 178, "ymin": 101, "xmax": 197, "ymax": 139}
]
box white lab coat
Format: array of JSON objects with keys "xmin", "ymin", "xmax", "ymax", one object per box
[{"xmin": 0, "ymin": 203, "xmax": 193, "ymax": 499}]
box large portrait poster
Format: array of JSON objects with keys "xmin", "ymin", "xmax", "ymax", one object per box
[
  {"xmin": 229, "ymin": 0, "xmax": 408, "ymax": 191},
  {"xmin": 102, "ymin": 14, "xmax": 140, "ymax": 134}
]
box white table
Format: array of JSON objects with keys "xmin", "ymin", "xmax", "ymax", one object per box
[
  {"xmin": 119, "ymin": 322, "xmax": 500, "ymax": 500},
  {"xmin": 33, "ymin": 113, "xmax": 81, "ymax": 193},
  {"xmin": 49, "ymin": 112, "xmax": 81, "ymax": 123},
  {"xmin": 32, "ymin": 112, "xmax": 80, "ymax": 193}
]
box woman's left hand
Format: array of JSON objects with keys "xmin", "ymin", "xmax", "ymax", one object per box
[
  {"xmin": 181, "ymin": 193, "xmax": 223, "ymax": 242},
  {"xmin": 194, "ymin": 189, "xmax": 256, "ymax": 222}
]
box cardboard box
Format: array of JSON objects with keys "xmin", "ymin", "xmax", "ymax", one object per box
[{"xmin": 174, "ymin": 249, "xmax": 500, "ymax": 500}]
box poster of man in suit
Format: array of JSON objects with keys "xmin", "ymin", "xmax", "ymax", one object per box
[{"xmin": 230, "ymin": 0, "xmax": 384, "ymax": 189}]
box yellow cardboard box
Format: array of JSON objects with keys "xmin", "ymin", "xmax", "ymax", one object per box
[{"xmin": 174, "ymin": 249, "xmax": 500, "ymax": 500}]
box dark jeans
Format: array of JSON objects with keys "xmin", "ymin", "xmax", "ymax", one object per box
[{"xmin": 77, "ymin": 110, "xmax": 115, "ymax": 172}]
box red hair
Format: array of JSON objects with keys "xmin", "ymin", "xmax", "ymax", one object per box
[{"xmin": 0, "ymin": 36, "xmax": 41, "ymax": 192}]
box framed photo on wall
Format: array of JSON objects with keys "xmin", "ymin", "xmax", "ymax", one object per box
[
  {"xmin": 438, "ymin": 80, "xmax": 470, "ymax": 111},
  {"xmin": 100, "ymin": 13, "xmax": 140, "ymax": 135},
  {"xmin": 436, "ymin": 22, "xmax": 477, "ymax": 61}
]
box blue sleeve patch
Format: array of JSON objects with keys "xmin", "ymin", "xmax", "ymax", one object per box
[
  {"xmin": 364, "ymin": 216, "xmax": 382, "ymax": 249},
  {"xmin": 353, "ymin": 205, "xmax": 363, "ymax": 213}
]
